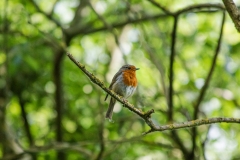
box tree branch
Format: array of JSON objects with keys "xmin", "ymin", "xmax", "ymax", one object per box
[
  {"xmin": 66, "ymin": 3, "xmax": 224, "ymax": 37},
  {"xmin": 193, "ymin": 11, "xmax": 226, "ymax": 119},
  {"xmin": 139, "ymin": 25, "xmax": 169, "ymax": 114},
  {"xmin": 66, "ymin": 53, "xmax": 240, "ymax": 141},
  {"xmin": 201, "ymin": 125, "xmax": 211, "ymax": 160},
  {"xmin": 49, "ymin": 0, "xmax": 60, "ymax": 17},
  {"xmin": 168, "ymin": 17, "xmax": 178, "ymax": 122},
  {"xmin": 70, "ymin": 0, "xmax": 89, "ymax": 27},
  {"xmin": 222, "ymin": 0, "xmax": 240, "ymax": 32},
  {"xmin": 66, "ymin": 53, "xmax": 156, "ymax": 129},
  {"xmin": 2, "ymin": 142, "xmax": 92, "ymax": 160},
  {"xmin": 54, "ymin": 49, "xmax": 65, "ymax": 160},
  {"xmin": 147, "ymin": 0, "xmax": 173, "ymax": 15},
  {"xmin": 191, "ymin": 11, "xmax": 225, "ymax": 159},
  {"xmin": 88, "ymin": 1, "xmax": 128, "ymax": 63},
  {"xmin": 28, "ymin": 0, "xmax": 62, "ymax": 29},
  {"xmin": 170, "ymin": 131, "xmax": 190, "ymax": 159},
  {"xmin": 143, "ymin": 117, "xmax": 240, "ymax": 135},
  {"xmin": 95, "ymin": 89, "xmax": 105, "ymax": 160},
  {"xmin": 18, "ymin": 95, "xmax": 34, "ymax": 146},
  {"xmin": 176, "ymin": 3, "xmax": 224, "ymax": 15}
]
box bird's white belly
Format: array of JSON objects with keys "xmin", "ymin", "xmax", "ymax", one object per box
[{"xmin": 125, "ymin": 86, "xmax": 136, "ymax": 98}]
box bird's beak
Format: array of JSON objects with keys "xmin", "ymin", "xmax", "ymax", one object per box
[{"xmin": 135, "ymin": 68, "xmax": 140, "ymax": 70}]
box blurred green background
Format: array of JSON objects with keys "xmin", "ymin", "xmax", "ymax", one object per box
[{"xmin": 0, "ymin": 0, "xmax": 240, "ymax": 160}]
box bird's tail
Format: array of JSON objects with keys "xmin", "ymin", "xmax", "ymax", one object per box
[{"xmin": 105, "ymin": 97, "xmax": 116, "ymax": 121}]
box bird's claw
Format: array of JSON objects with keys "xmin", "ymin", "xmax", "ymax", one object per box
[{"xmin": 122, "ymin": 98, "xmax": 128, "ymax": 106}]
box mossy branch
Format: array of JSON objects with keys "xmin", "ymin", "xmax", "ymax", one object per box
[
  {"xmin": 67, "ymin": 53, "xmax": 240, "ymax": 134},
  {"xmin": 143, "ymin": 117, "xmax": 240, "ymax": 135},
  {"xmin": 222, "ymin": 0, "xmax": 240, "ymax": 32},
  {"xmin": 66, "ymin": 53, "xmax": 155, "ymax": 129}
]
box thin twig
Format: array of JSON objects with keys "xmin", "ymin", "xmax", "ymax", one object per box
[
  {"xmin": 139, "ymin": 25, "xmax": 169, "ymax": 110},
  {"xmin": 201, "ymin": 125, "xmax": 212, "ymax": 160},
  {"xmin": 171, "ymin": 130, "xmax": 189, "ymax": 158},
  {"xmin": 70, "ymin": 0, "xmax": 89, "ymax": 27},
  {"xmin": 88, "ymin": 1, "xmax": 128, "ymax": 63},
  {"xmin": 168, "ymin": 17, "xmax": 178, "ymax": 122},
  {"xmin": 147, "ymin": 0, "xmax": 173, "ymax": 15},
  {"xmin": 95, "ymin": 89, "xmax": 105, "ymax": 160},
  {"xmin": 28, "ymin": 0, "xmax": 62, "ymax": 29},
  {"xmin": 27, "ymin": 17, "xmax": 64, "ymax": 51},
  {"xmin": 49, "ymin": 0, "xmax": 60, "ymax": 16},
  {"xmin": 176, "ymin": 3, "xmax": 224, "ymax": 15},
  {"xmin": 18, "ymin": 95, "xmax": 34, "ymax": 146},
  {"xmin": 193, "ymin": 11, "xmax": 226, "ymax": 119},
  {"xmin": 1, "ymin": 142, "xmax": 92, "ymax": 160},
  {"xmin": 67, "ymin": 3, "xmax": 224, "ymax": 36},
  {"xmin": 191, "ymin": 11, "xmax": 225, "ymax": 159}
]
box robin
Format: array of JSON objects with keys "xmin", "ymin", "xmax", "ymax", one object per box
[{"xmin": 105, "ymin": 64, "xmax": 139, "ymax": 121}]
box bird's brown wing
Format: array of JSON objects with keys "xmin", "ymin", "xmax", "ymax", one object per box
[{"xmin": 104, "ymin": 70, "xmax": 122, "ymax": 101}]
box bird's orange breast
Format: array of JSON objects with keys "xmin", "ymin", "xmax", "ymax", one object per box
[{"xmin": 122, "ymin": 71, "xmax": 138, "ymax": 87}]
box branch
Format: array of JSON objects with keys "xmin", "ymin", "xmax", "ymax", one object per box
[
  {"xmin": 171, "ymin": 130, "xmax": 189, "ymax": 158},
  {"xmin": 139, "ymin": 25, "xmax": 168, "ymax": 114},
  {"xmin": 49, "ymin": 0, "xmax": 60, "ymax": 17},
  {"xmin": 147, "ymin": 0, "xmax": 173, "ymax": 15},
  {"xmin": 176, "ymin": 3, "xmax": 224, "ymax": 15},
  {"xmin": 28, "ymin": 0, "xmax": 62, "ymax": 29},
  {"xmin": 201, "ymin": 125, "xmax": 211, "ymax": 160},
  {"xmin": 2, "ymin": 142, "xmax": 92, "ymax": 160},
  {"xmin": 27, "ymin": 16, "xmax": 65, "ymax": 51},
  {"xmin": 222, "ymin": 0, "xmax": 240, "ymax": 32},
  {"xmin": 66, "ymin": 54, "xmax": 240, "ymax": 140},
  {"xmin": 193, "ymin": 11, "xmax": 226, "ymax": 119},
  {"xmin": 66, "ymin": 3, "xmax": 224, "ymax": 37},
  {"xmin": 191, "ymin": 11, "xmax": 225, "ymax": 158},
  {"xmin": 88, "ymin": 1, "xmax": 128, "ymax": 63},
  {"xmin": 140, "ymin": 140, "xmax": 174, "ymax": 149},
  {"xmin": 103, "ymin": 120, "xmax": 140, "ymax": 157},
  {"xmin": 70, "ymin": 0, "xmax": 89, "ymax": 27},
  {"xmin": 54, "ymin": 49, "xmax": 66, "ymax": 160},
  {"xmin": 95, "ymin": 89, "xmax": 105, "ymax": 160},
  {"xmin": 66, "ymin": 53, "xmax": 156, "ymax": 129},
  {"xmin": 168, "ymin": 17, "xmax": 178, "ymax": 121},
  {"xmin": 18, "ymin": 95, "xmax": 34, "ymax": 146},
  {"xmin": 143, "ymin": 117, "xmax": 240, "ymax": 135}
]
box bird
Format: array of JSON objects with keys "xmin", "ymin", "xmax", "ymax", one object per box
[{"xmin": 105, "ymin": 64, "xmax": 139, "ymax": 121}]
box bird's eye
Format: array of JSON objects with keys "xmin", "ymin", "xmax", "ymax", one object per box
[{"xmin": 128, "ymin": 67, "xmax": 131, "ymax": 69}]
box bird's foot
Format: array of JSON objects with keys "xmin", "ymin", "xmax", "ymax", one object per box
[{"xmin": 122, "ymin": 99, "xmax": 128, "ymax": 106}]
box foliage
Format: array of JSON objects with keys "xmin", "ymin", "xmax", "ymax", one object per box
[{"xmin": 0, "ymin": 0, "xmax": 240, "ymax": 160}]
